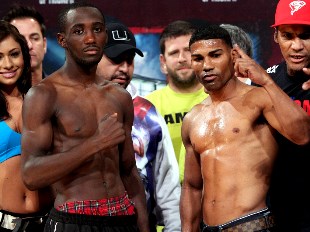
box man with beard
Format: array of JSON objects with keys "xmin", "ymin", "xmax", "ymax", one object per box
[
  {"xmin": 96, "ymin": 22, "xmax": 181, "ymax": 232},
  {"xmin": 180, "ymin": 24, "xmax": 310, "ymax": 232},
  {"xmin": 145, "ymin": 20, "xmax": 208, "ymax": 183},
  {"xmin": 21, "ymin": 3, "xmax": 149, "ymax": 232},
  {"xmin": 265, "ymin": 0, "xmax": 310, "ymax": 231}
]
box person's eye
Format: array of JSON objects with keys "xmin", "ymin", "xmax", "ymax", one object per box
[
  {"xmin": 212, "ymin": 53, "xmax": 221, "ymax": 58},
  {"xmin": 74, "ymin": 29, "xmax": 83, "ymax": 35},
  {"xmin": 299, "ymin": 33, "xmax": 310, "ymax": 40},
  {"xmin": 31, "ymin": 36, "xmax": 40, "ymax": 41},
  {"xmin": 113, "ymin": 57, "xmax": 124, "ymax": 64},
  {"xmin": 11, "ymin": 51, "xmax": 21, "ymax": 58},
  {"xmin": 192, "ymin": 56, "xmax": 203, "ymax": 62},
  {"xmin": 282, "ymin": 32, "xmax": 293, "ymax": 40},
  {"xmin": 94, "ymin": 27, "xmax": 102, "ymax": 33},
  {"xmin": 169, "ymin": 51, "xmax": 179, "ymax": 57}
]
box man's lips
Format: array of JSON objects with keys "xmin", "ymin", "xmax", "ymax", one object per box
[
  {"xmin": 289, "ymin": 55, "xmax": 305, "ymax": 63},
  {"xmin": 177, "ymin": 66, "xmax": 191, "ymax": 71},
  {"xmin": 202, "ymin": 74, "xmax": 217, "ymax": 82},
  {"xmin": 83, "ymin": 46, "xmax": 99, "ymax": 53},
  {"xmin": 112, "ymin": 77, "xmax": 129, "ymax": 85},
  {"xmin": 113, "ymin": 77, "xmax": 126, "ymax": 82}
]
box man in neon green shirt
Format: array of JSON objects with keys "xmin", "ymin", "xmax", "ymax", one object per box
[{"xmin": 146, "ymin": 20, "xmax": 207, "ymax": 183}]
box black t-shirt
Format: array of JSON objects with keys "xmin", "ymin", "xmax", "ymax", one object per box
[
  {"xmin": 266, "ymin": 62, "xmax": 310, "ymax": 232},
  {"xmin": 267, "ymin": 62, "xmax": 310, "ymax": 106}
]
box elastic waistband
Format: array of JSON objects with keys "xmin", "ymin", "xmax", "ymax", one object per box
[
  {"xmin": 202, "ymin": 208, "xmax": 275, "ymax": 232},
  {"xmin": 56, "ymin": 192, "xmax": 136, "ymax": 216},
  {"xmin": 49, "ymin": 207, "xmax": 137, "ymax": 226}
]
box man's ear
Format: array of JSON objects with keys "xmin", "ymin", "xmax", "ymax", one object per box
[
  {"xmin": 57, "ymin": 33, "xmax": 67, "ymax": 48},
  {"xmin": 159, "ymin": 54, "xmax": 168, "ymax": 75},
  {"xmin": 273, "ymin": 29, "xmax": 279, "ymax": 43},
  {"xmin": 231, "ymin": 48, "xmax": 240, "ymax": 63},
  {"xmin": 43, "ymin": 37, "xmax": 47, "ymax": 54},
  {"xmin": 104, "ymin": 28, "xmax": 108, "ymax": 46}
]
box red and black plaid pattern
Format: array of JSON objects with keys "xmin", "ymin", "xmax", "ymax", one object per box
[{"xmin": 56, "ymin": 192, "xmax": 135, "ymax": 216}]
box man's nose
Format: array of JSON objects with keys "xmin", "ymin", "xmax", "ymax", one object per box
[
  {"xmin": 291, "ymin": 37, "xmax": 304, "ymax": 51},
  {"xmin": 84, "ymin": 31, "xmax": 95, "ymax": 44},
  {"xmin": 119, "ymin": 61, "xmax": 130, "ymax": 72},
  {"xmin": 178, "ymin": 51, "xmax": 187, "ymax": 62},
  {"xmin": 27, "ymin": 39, "xmax": 33, "ymax": 50}
]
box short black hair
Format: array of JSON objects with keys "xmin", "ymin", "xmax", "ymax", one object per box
[
  {"xmin": 159, "ymin": 20, "xmax": 196, "ymax": 54},
  {"xmin": 3, "ymin": 4, "xmax": 46, "ymax": 37},
  {"xmin": 189, "ymin": 24, "xmax": 233, "ymax": 48},
  {"xmin": 57, "ymin": 2, "xmax": 105, "ymax": 33}
]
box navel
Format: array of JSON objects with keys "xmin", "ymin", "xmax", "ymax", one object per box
[{"xmin": 232, "ymin": 127, "xmax": 240, "ymax": 133}]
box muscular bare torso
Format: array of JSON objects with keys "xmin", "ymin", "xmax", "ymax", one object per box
[
  {"xmin": 186, "ymin": 85, "xmax": 278, "ymax": 225},
  {"xmin": 41, "ymin": 73, "xmax": 131, "ymax": 207}
]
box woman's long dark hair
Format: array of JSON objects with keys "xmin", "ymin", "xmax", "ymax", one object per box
[{"xmin": 0, "ymin": 20, "xmax": 31, "ymax": 121}]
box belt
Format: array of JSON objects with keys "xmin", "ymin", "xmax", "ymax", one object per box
[
  {"xmin": 0, "ymin": 211, "xmax": 46, "ymax": 231},
  {"xmin": 202, "ymin": 208, "xmax": 275, "ymax": 232}
]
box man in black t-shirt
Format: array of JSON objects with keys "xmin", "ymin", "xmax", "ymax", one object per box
[{"xmin": 266, "ymin": 0, "xmax": 310, "ymax": 231}]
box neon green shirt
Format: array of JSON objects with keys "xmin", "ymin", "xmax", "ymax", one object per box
[{"xmin": 145, "ymin": 85, "xmax": 207, "ymax": 182}]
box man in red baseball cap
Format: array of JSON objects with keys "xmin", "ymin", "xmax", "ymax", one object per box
[
  {"xmin": 266, "ymin": 0, "xmax": 310, "ymax": 231},
  {"xmin": 268, "ymin": 0, "xmax": 310, "ymax": 90}
]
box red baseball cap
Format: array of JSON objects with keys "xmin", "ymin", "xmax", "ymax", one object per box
[{"xmin": 272, "ymin": 0, "xmax": 310, "ymax": 27}]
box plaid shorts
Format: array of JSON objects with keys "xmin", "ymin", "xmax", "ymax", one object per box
[{"xmin": 56, "ymin": 192, "xmax": 135, "ymax": 216}]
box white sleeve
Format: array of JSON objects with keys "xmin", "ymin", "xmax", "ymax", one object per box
[{"xmin": 153, "ymin": 112, "xmax": 181, "ymax": 232}]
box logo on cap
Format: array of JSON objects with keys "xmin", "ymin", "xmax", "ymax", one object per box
[
  {"xmin": 112, "ymin": 30, "xmax": 130, "ymax": 41},
  {"xmin": 289, "ymin": 0, "xmax": 306, "ymax": 15}
]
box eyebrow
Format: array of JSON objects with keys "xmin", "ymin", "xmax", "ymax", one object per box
[
  {"xmin": 71, "ymin": 22, "xmax": 104, "ymax": 28},
  {"xmin": 191, "ymin": 48, "xmax": 223, "ymax": 56},
  {"xmin": 0, "ymin": 48, "xmax": 20, "ymax": 55},
  {"xmin": 167, "ymin": 48, "xmax": 179, "ymax": 55},
  {"xmin": 29, "ymin": 32, "xmax": 41, "ymax": 37},
  {"xmin": 71, "ymin": 23, "xmax": 84, "ymax": 28},
  {"xmin": 209, "ymin": 48, "xmax": 223, "ymax": 54}
]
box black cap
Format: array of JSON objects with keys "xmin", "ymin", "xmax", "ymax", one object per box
[{"xmin": 104, "ymin": 22, "xmax": 144, "ymax": 59}]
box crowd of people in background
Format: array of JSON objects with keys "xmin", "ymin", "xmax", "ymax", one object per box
[
  {"xmin": 96, "ymin": 22, "xmax": 181, "ymax": 232},
  {"xmin": 0, "ymin": 0, "xmax": 309, "ymax": 232}
]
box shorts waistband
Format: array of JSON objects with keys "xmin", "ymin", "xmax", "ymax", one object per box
[
  {"xmin": 202, "ymin": 208, "xmax": 275, "ymax": 232},
  {"xmin": 56, "ymin": 192, "xmax": 136, "ymax": 216},
  {"xmin": 0, "ymin": 210, "xmax": 47, "ymax": 230},
  {"xmin": 49, "ymin": 207, "xmax": 137, "ymax": 226}
]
